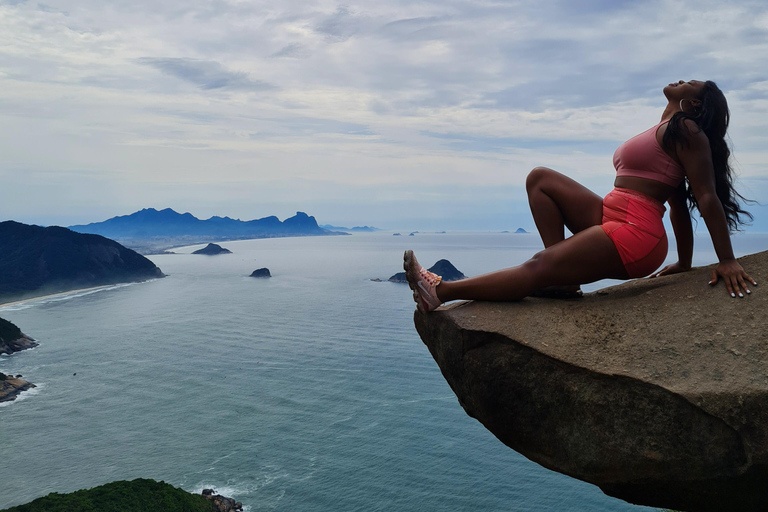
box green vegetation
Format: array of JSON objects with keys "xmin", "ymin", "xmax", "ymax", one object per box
[
  {"xmin": 0, "ymin": 317, "xmax": 22, "ymax": 343},
  {"xmin": 0, "ymin": 479, "xmax": 215, "ymax": 512},
  {"xmin": 0, "ymin": 372, "xmax": 7, "ymax": 381}
]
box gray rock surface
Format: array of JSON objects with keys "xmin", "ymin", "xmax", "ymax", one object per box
[{"xmin": 414, "ymin": 250, "xmax": 768, "ymax": 512}]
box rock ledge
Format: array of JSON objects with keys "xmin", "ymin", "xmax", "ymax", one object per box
[{"xmin": 414, "ymin": 250, "xmax": 768, "ymax": 512}]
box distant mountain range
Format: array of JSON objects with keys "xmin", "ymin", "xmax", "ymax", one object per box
[
  {"xmin": 319, "ymin": 224, "xmax": 380, "ymax": 232},
  {"xmin": 69, "ymin": 208, "xmax": 329, "ymax": 239},
  {"xmin": 0, "ymin": 221, "xmax": 164, "ymax": 302}
]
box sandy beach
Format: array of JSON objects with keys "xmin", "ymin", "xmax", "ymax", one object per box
[{"xmin": 0, "ymin": 286, "xmax": 114, "ymax": 309}]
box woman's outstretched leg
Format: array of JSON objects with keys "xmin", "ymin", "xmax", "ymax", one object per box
[{"xmin": 405, "ymin": 226, "xmax": 628, "ymax": 311}]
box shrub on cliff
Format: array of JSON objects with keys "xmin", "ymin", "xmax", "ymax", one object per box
[
  {"xmin": 0, "ymin": 317, "xmax": 22, "ymax": 343},
  {"xmin": 0, "ymin": 479, "xmax": 215, "ymax": 512}
]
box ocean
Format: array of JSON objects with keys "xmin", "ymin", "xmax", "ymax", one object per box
[{"xmin": 2, "ymin": 231, "xmax": 766, "ymax": 511}]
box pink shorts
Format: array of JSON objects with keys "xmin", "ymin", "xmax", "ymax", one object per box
[{"xmin": 601, "ymin": 188, "xmax": 668, "ymax": 278}]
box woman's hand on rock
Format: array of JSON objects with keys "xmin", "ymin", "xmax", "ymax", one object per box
[
  {"xmin": 709, "ymin": 259, "xmax": 756, "ymax": 298},
  {"xmin": 650, "ymin": 262, "xmax": 690, "ymax": 278}
]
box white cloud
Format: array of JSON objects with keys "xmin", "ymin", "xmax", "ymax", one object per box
[
  {"xmin": 1, "ymin": 0, "xmax": 767, "ymax": 229},
  {"xmin": 137, "ymin": 57, "xmax": 276, "ymax": 91}
]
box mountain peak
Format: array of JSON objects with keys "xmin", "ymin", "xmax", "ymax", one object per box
[{"xmin": 69, "ymin": 208, "xmax": 328, "ymax": 238}]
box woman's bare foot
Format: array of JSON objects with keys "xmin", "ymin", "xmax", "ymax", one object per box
[{"xmin": 403, "ymin": 250, "xmax": 443, "ymax": 312}]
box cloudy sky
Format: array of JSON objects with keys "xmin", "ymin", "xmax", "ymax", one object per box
[{"xmin": 1, "ymin": 0, "xmax": 767, "ymax": 230}]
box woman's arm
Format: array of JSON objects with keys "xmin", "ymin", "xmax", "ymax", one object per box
[
  {"xmin": 651, "ymin": 183, "xmax": 693, "ymax": 277},
  {"xmin": 676, "ymin": 120, "xmax": 755, "ymax": 296}
]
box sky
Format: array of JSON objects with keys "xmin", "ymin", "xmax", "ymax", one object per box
[{"xmin": 1, "ymin": 0, "xmax": 768, "ymax": 231}]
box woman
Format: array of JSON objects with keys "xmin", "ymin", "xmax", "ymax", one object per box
[{"xmin": 405, "ymin": 80, "xmax": 756, "ymax": 312}]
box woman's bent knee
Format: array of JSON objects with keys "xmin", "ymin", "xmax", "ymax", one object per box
[{"xmin": 526, "ymin": 167, "xmax": 556, "ymax": 192}]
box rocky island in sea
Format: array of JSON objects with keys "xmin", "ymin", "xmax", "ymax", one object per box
[
  {"xmin": 69, "ymin": 208, "xmax": 340, "ymax": 254},
  {"xmin": 319, "ymin": 224, "xmax": 380, "ymax": 232},
  {"xmin": 249, "ymin": 268, "xmax": 271, "ymax": 278},
  {"xmin": 388, "ymin": 259, "xmax": 465, "ymax": 283},
  {"xmin": 0, "ymin": 221, "xmax": 164, "ymax": 304},
  {"xmin": 192, "ymin": 243, "xmax": 232, "ymax": 255}
]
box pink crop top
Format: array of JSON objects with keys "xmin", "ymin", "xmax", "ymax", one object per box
[{"xmin": 613, "ymin": 121, "xmax": 686, "ymax": 187}]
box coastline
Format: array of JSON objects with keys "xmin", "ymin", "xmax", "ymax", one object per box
[{"xmin": 0, "ymin": 285, "xmax": 115, "ymax": 309}]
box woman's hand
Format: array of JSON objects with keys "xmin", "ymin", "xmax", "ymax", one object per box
[
  {"xmin": 709, "ymin": 259, "xmax": 757, "ymax": 298},
  {"xmin": 650, "ymin": 262, "xmax": 691, "ymax": 278}
]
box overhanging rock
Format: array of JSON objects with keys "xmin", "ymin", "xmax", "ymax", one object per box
[{"xmin": 414, "ymin": 250, "xmax": 768, "ymax": 512}]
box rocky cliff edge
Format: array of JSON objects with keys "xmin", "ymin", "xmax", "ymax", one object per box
[
  {"xmin": 0, "ymin": 317, "xmax": 38, "ymax": 356},
  {"xmin": 0, "ymin": 373, "xmax": 36, "ymax": 403},
  {"xmin": 414, "ymin": 249, "xmax": 768, "ymax": 512}
]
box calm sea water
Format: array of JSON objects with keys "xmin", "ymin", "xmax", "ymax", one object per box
[{"xmin": 2, "ymin": 231, "xmax": 766, "ymax": 511}]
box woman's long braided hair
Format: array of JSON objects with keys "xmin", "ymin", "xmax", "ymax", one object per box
[{"xmin": 662, "ymin": 80, "xmax": 753, "ymax": 231}]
